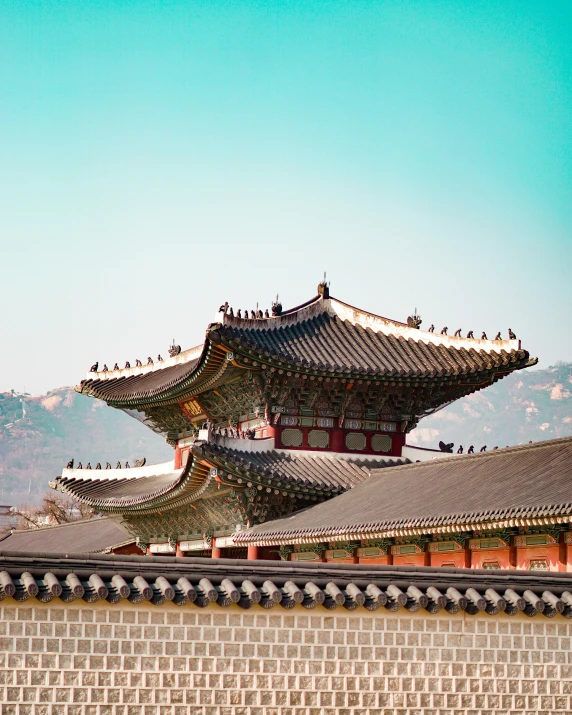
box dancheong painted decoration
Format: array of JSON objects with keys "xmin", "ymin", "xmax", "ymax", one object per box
[{"xmin": 50, "ymin": 280, "xmax": 572, "ymax": 575}]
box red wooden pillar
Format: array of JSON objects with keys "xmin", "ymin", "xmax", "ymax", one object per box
[
  {"xmin": 211, "ymin": 537, "xmax": 222, "ymax": 559},
  {"xmin": 247, "ymin": 545, "xmax": 259, "ymax": 560},
  {"xmin": 176, "ymin": 543, "xmax": 184, "ymax": 558}
]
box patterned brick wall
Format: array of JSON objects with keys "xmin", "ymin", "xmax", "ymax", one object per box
[{"xmin": 1, "ymin": 601, "xmax": 572, "ymax": 714}]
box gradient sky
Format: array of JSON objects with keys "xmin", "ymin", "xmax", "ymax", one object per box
[{"xmin": 1, "ymin": 0, "xmax": 571, "ymax": 394}]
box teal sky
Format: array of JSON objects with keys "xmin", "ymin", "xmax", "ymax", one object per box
[{"xmin": 1, "ymin": 0, "xmax": 571, "ymax": 394}]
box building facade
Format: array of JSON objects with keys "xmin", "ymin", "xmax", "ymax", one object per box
[{"xmin": 50, "ymin": 284, "xmax": 539, "ymax": 563}]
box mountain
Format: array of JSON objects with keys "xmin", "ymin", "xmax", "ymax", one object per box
[
  {"xmin": 0, "ymin": 388, "xmax": 172, "ymax": 506},
  {"xmin": 0, "ymin": 363, "xmax": 571, "ymax": 506},
  {"xmin": 409, "ymin": 362, "xmax": 572, "ymax": 451}
]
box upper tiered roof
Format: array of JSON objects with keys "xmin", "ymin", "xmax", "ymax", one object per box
[{"xmin": 78, "ymin": 285, "xmax": 536, "ymax": 422}]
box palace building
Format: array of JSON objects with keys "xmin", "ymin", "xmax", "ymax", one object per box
[{"xmin": 51, "ymin": 282, "xmax": 553, "ymax": 568}]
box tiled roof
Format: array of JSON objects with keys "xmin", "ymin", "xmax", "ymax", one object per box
[
  {"xmin": 237, "ymin": 437, "xmax": 572, "ymax": 544},
  {"xmin": 0, "ymin": 551, "xmax": 570, "ymax": 617},
  {"xmin": 200, "ymin": 442, "xmax": 404, "ymax": 493},
  {"xmin": 79, "ymin": 293, "xmax": 536, "ymax": 406},
  {"xmin": 0, "ymin": 517, "xmax": 133, "ymax": 554},
  {"xmin": 81, "ymin": 356, "xmax": 200, "ymax": 402},
  {"xmin": 54, "ymin": 444, "xmax": 406, "ymax": 509},
  {"xmin": 53, "ymin": 460, "xmax": 188, "ymax": 510},
  {"xmin": 56, "ymin": 472, "xmax": 183, "ymax": 509},
  {"xmin": 219, "ymin": 311, "xmax": 532, "ymax": 378}
]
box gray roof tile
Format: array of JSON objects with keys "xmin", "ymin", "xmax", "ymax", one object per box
[{"xmin": 238, "ymin": 437, "xmax": 572, "ymax": 543}]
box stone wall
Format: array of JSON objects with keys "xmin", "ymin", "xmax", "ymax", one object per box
[{"xmin": 1, "ymin": 600, "xmax": 572, "ymax": 715}]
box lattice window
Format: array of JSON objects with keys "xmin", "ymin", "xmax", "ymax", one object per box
[
  {"xmin": 371, "ymin": 434, "xmax": 392, "ymax": 453},
  {"xmin": 346, "ymin": 432, "xmax": 366, "ymax": 451},
  {"xmin": 483, "ymin": 561, "xmax": 501, "ymax": 570},
  {"xmin": 529, "ymin": 559, "xmax": 549, "ymax": 571},
  {"xmin": 281, "ymin": 428, "xmax": 303, "ymax": 447},
  {"xmin": 308, "ymin": 430, "xmax": 329, "ymax": 449}
]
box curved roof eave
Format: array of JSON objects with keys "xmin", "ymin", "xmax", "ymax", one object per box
[
  {"xmin": 77, "ymin": 291, "xmax": 538, "ymax": 407},
  {"xmin": 52, "ymin": 454, "xmax": 214, "ymax": 514}
]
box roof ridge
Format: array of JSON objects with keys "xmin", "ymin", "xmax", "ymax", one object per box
[
  {"xmin": 9, "ymin": 516, "xmax": 110, "ymax": 534},
  {"xmin": 379, "ymin": 436, "xmax": 572, "ymax": 475},
  {"xmin": 204, "ymin": 443, "xmax": 404, "ymax": 466}
]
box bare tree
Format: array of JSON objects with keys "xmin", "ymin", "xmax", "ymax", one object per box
[{"xmin": 11, "ymin": 492, "xmax": 94, "ymax": 530}]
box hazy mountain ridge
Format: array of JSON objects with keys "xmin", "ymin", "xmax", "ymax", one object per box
[
  {"xmin": 0, "ymin": 388, "xmax": 172, "ymax": 506},
  {"xmin": 0, "ymin": 364, "xmax": 571, "ymax": 506},
  {"xmin": 409, "ymin": 362, "xmax": 572, "ymax": 450}
]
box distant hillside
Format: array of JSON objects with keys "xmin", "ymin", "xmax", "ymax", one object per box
[
  {"xmin": 0, "ymin": 388, "xmax": 172, "ymax": 506},
  {"xmin": 409, "ymin": 362, "xmax": 572, "ymax": 451},
  {"xmin": 1, "ymin": 363, "xmax": 570, "ymax": 506}
]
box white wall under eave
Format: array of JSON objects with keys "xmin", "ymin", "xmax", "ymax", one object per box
[
  {"xmin": 402, "ymin": 445, "xmax": 458, "ymax": 462},
  {"xmin": 61, "ymin": 459, "xmax": 179, "ymax": 481}
]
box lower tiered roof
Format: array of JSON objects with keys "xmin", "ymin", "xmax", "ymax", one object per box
[
  {"xmin": 52, "ymin": 440, "xmax": 407, "ymax": 544},
  {"xmin": 53, "ymin": 444, "xmax": 403, "ymax": 512}
]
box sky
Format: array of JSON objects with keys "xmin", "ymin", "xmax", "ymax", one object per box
[{"xmin": 1, "ymin": 0, "xmax": 571, "ymax": 394}]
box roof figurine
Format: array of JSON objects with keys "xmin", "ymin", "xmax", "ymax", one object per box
[
  {"xmin": 168, "ymin": 340, "xmax": 181, "ymax": 357},
  {"xmin": 406, "ymin": 308, "xmax": 422, "ymax": 329},
  {"xmin": 317, "ymin": 274, "xmax": 330, "ymax": 299}
]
